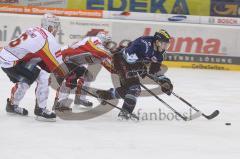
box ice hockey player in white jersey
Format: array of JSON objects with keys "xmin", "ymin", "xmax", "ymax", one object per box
[
  {"xmin": 0, "ymin": 13, "xmax": 67, "ymax": 121},
  {"xmin": 53, "ymin": 31, "xmax": 114, "ymax": 111}
]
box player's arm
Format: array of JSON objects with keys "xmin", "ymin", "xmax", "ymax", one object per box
[
  {"xmin": 101, "ymin": 58, "xmax": 116, "ymax": 74},
  {"xmin": 149, "ymin": 50, "xmax": 172, "ymax": 95},
  {"xmin": 87, "ymin": 38, "xmax": 112, "ymax": 59}
]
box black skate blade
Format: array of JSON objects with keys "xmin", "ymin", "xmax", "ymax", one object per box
[
  {"xmin": 74, "ymin": 101, "xmax": 93, "ymax": 108},
  {"xmin": 54, "ymin": 107, "xmax": 72, "ymax": 112},
  {"xmin": 117, "ymin": 115, "xmax": 139, "ymax": 122},
  {"xmin": 35, "ymin": 116, "xmax": 56, "ymax": 122},
  {"xmin": 117, "ymin": 117, "xmax": 128, "ymax": 121},
  {"xmin": 117, "ymin": 117, "xmax": 140, "ymax": 122},
  {"xmin": 77, "ymin": 105, "xmax": 93, "ymax": 110},
  {"xmin": 6, "ymin": 112, "xmax": 28, "ymax": 116}
]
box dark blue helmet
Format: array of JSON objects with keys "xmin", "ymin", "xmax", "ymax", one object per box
[{"xmin": 154, "ymin": 29, "xmax": 171, "ymax": 43}]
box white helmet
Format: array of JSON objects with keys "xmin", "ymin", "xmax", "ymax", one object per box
[
  {"xmin": 41, "ymin": 13, "xmax": 60, "ymax": 35},
  {"xmin": 96, "ymin": 31, "xmax": 111, "ymax": 43}
]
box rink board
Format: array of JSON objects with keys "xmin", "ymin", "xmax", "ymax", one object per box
[
  {"xmin": 0, "ymin": 13, "xmax": 240, "ymax": 71},
  {"xmin": 165, "ymin": 53, "xmax": 240, "ymax": 71},
  {"xmin": 164, "ymin": 61, "xmax": 240, "ymax": 71}
]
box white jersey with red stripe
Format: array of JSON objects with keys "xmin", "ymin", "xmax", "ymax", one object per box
[
  {"xmin": 61, "ymin": 36, "xmax": 111, "ymax": 64},
  {"xmin": 61, "ymin": 36, "xmax": 114, "ymax": 73},
  {"xmin": 0, "ymin": 26, "xmax": 67, "ymax": 76}
]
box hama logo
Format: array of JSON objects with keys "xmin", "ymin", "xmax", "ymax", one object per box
[
  {"xmin": 168, "ymin": 37, "xmax": 221, "ymax": 54},
  {"xmin": 143, "ymin": 28, "xmax": 221, "ymax": 54}
]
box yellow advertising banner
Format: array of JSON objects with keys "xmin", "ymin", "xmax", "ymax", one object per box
[
  {"xmin": 67, "ymin": 0, "xmax": 210, "ymax": 15},
  {"xmin": 164, "ymin": 61, "xmax": 240, "ymax": 71}
]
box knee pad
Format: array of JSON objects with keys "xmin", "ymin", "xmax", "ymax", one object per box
[
  {"xmin": 124, "ymin": 94, "xmax": 136, "ymax": 106},
  {"xmin": 128, "ymin": 85, "xmax": 141, "ymax": 97}
]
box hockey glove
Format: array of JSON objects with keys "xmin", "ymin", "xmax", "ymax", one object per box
[
  {"xmin": 65, "ymin": 71, "xmax": 77, "ymax": 89},
  {"xmin": 155, "ymin": 75, "xmax": 173, "ymax": 96}
]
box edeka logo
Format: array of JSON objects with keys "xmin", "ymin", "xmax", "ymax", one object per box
[
  {"xmin": 86, "ymin": 0, "xmax": 189, "ymax": 14},
  {"xmin": 210, "ymin": 0, "xmax": 240, "ymax": 17}
]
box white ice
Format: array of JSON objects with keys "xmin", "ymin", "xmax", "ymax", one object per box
[{"xmin": 0, "ymin": 68, "xmax": 239, "ymax": 159}]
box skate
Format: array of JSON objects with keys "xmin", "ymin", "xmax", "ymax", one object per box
[
  {"xmin": 96, "ymin": 89, "xmax": 115, "ymax": 105},
  {"xmin": 118, "ymin": 110, "xmax": 139, "ymax": 121},
  {"xmin": 74, "ymin": 95, "xmax": 93, "ymax": 108},
  {"xmin": 34, "ymin": 106, "xmax": 56, "ymax": 122},
  {"xmin": 96, "ymin": 89, "xmax": 113, "ymax": 100},
  {"xmin": 6, "ymin": 98, "xmax": 28, "ymax": 116},
  {"xmin": 118, "ymin": 110, "xmax": 130, "ymax": 120},
  {"xmin": 53, "ymin": 98, "xmax": 72, "ymax": 112}
]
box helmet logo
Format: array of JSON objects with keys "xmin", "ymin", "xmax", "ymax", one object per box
[{"xmin": 159, "ymin": 30, "xmax": 170, "ymax": 39}]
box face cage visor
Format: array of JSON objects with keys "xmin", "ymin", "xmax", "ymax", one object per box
[{"xmin": 157, "ymin": 41, "xmax": 170, "ymax": 51}]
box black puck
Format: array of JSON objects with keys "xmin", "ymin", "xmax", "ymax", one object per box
[{"xmin": 225, "ymin": 123, "xmax": 231, "ymax": 126}]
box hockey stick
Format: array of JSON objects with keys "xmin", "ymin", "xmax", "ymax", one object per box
[
  {"xmin": 146, "ymin": 74, "xmax": 219, "ymax": 120},
  {"xmin": 139, "ymin": 83, "xmax": 189, "ymax": 121},
  {"xmin": 171, "ymin": 92, "xmax": 219, "ymax": 120}
]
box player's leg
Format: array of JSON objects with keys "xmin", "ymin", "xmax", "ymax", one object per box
[
  {"xmin": 34, "ymin": 70, "xmax": 56, "ymax": 121},
  {"xmin": 96, "ymin": 87, "xmax": 122, "ymax": 100},
  {"xmin": 96, "ymin": 78, "xmax": 140, "ymax": 120},
  {"xmin": 117, "ymin": 77, "xmax": 141, "ymax": 120},
  {"xmin": 53, "ymin": 81, "xmax": 72, "ymax": 111},
  {"xmin": 53, "ymin": 66, "xmax": 88, "ymax": 111},
  {"xmin": 6, "ymin": 82, "xmax": 29, "ymax": 115},
  {"xmin": 74, "ymin": 70, "xmax": 94, "ymax": 107},
  {"xmin": 2, "ymin": 63, "xmax": 40, "ymax": 116}
]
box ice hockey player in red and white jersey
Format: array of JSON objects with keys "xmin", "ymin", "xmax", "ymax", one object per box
[
  {"xmin": 0, "ymin": 13, "xmax": 67, "ymax": 121},
  {"xmin": 53, "ymin": 31, "xmax": 114, "ymax": 111}
]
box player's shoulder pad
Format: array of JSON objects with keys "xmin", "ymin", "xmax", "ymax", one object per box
[
  {"xmin": 139, "ymin": 36, "xmax": 153, "ymax": 53},
  {"xmin": 26, "ymin": 26, "xmax": 48, "ymax": 40}
]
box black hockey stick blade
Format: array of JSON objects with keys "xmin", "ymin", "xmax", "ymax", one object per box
[
  {"xmin": 188, "ymin": 110, "xmax": 219, "ymax": 120},
  {"xmin": 203, "ymin": 110, "xmax": 220, "ymax": 120}
]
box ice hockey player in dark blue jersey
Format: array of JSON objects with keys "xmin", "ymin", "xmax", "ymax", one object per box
[{"xmin": 97, "ymin": 29, "xmax": 173, "ymax": 120}]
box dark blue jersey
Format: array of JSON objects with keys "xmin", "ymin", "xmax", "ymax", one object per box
[{"xmin": 122, "ymin": 36, "xmax": 166, "ymax": 64}]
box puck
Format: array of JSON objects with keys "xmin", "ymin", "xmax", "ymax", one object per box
[{"xmin": 225, "ymin": 122, "xmax": 231, "ymax": 126}]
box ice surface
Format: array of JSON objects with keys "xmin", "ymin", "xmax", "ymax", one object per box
[{"xmin": 0, "ymin": 68, "xmax": 239, "ymax": 159}]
